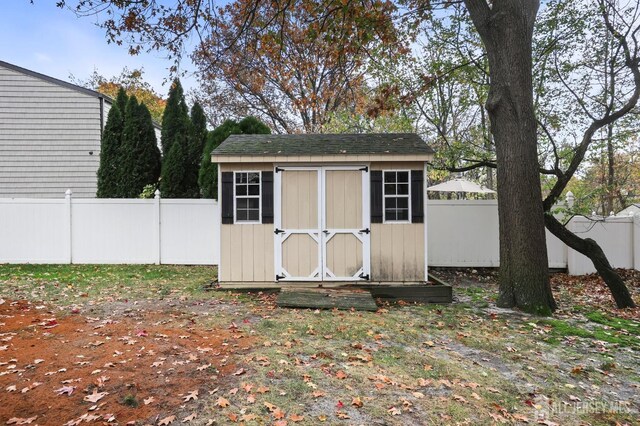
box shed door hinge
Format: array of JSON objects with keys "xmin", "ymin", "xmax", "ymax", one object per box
[
  {"xmin": 359, "ymin": 166, "xmax": 368, "ymax": 172},
  {"xmin": 359, "ymin": 228, "xmax": 370, "ymax": 234},
  {"xmin": 358, "ymin": 273, "xmax": 370, "ymax": 281},
  {"xmin": 274, "ymin": 228, "xmax": 285, "ymax": 234},
  {"xmin": 276, "ymin": 274, "xmax": 285, "ymax": 281},
  {"xmin": 275, "ymin": 167, "xmax": 283, "ymax": 173}
]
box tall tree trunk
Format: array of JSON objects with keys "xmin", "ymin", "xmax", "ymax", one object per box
[
  {"xmin": 465, "ymin": 0, "xmax": 555, "ymax": 314},
  {"xmin": 544, "ymin": 214, "xmax": 636, "ymax": 308}
]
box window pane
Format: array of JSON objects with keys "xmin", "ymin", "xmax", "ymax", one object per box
[
  {"xmin": 236, "ymin": 209, "xmax": 248, "ymax": 221},
  {"xmin": 397, "ymin": 209, "xmax": 409, "ymax": 221},
  {"xmin": 397, "ymin": 197, "xmax": 408, "ymax": 209},
  {"xmin": 384, "ymin": 183, "xmax": 396, "ymax": 195},
  {"xmin": 248, "ymin": 173, "xmax": 260, "ymax": 184},
  {"xmin": 397, "ymin": 184, "xmax": 409, "ymax": 195},
  {"xmin": 236, "ymin": 185, "xmax": 247, "ymax": 196},
  {"xmin": 248, "ymin": 184, "xmax": 260, "ymax": 195},
  {"xmin": 384, "ymin": 171, "xmax": 396, "ymax": 183},
  {"xmin": 236, "ymin": 173, "xmax": 246, "ymax": 184},
  {"xmin": 248, "ymin": 209, "xmax": 259, "ymax": 221},
  {"xmin": 385, "ymin": 209, "xmax": 396, "ymax": 221},
  {"xmin": 248, "ymin": 198, "xmax": 259, "ymax": 209},
  {"xmin": 386, "ymin": 197, "xmax": 396, "ymax": 208},
  {"xmin": 237, "ymin": 198, "xmax": 248, "ymax": 209},
  {"xmin": 397, "ymin": 171, "xmax": 409, "ymax": 183}
]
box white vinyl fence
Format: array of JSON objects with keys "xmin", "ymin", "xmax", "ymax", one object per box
[
  {"xmin": 427, "ymin": 200, "xmax": 640, "ymax": 275},
  {"xmin": 0, "ymin": 195, "xmax": 637, "ymax": 275},
  {"xmin": 0, "ymin": 191, "xmax": 219, "ymax": 265}
]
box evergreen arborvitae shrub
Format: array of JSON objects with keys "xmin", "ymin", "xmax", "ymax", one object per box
[
  {"xmin": 160, "ymin": 79, "xmax": 189, "ymax": 156},
  {"xmin": 119, "ymin": 96, "xmax": 162, "ymax": 197},
  {"xmin": 96, "ymin": 88, "xmax": 128, "ymax": 197},
  {"xmin": 186, "ymin": 102, "xmax": 207, "ymax": 198},
  {"xmin": 160, "ymin": 139, "xmax": 187, "ymax": 198},
  {"xmin": 119, "ymin": 95, "xmax": 142, "ymax": 197},
  {"xmin": 135, "ymin": 103, "xmax": 162, "ymax": 195},
  {"xmin": 198, "ymin": 116, "xmax": 270, "ymax": 199},
  {"xmin": 159, "ymin": 78, "xmax": 193, "ymax": 197}
]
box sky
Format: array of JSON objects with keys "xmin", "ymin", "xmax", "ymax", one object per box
[{"xmin": 0, "ymin": 1, "xmax": 197, "ymax": 97}]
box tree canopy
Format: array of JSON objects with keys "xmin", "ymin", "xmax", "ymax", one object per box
[{"xmin": 198, "ymin": 117, "xmax": 271, "ymax": 199}]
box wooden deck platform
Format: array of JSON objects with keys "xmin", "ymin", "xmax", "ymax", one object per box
[{"xmin": 276, "ymin": 288, "xmax": 378, "ymax": 311}]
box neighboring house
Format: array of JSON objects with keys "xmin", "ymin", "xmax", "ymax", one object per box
[
  {"xmin": 0, "ymin": 60, "xmax": 161, "ymax": 198},
  {"xmin": 210, "ymin": 133, "xmax": 435, "ymax": 288},
  {"xmin": 618, "ymin": 203, "xmax": 640, "ymax": 216}
]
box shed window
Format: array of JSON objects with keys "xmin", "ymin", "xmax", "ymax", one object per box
[
  {"xmin": 383, "ymin": 171, "xmax": 410, "ymax": 222},
  {"xmin": 235, "ymin": 172, "xmax": 261, "ymax": 222}
]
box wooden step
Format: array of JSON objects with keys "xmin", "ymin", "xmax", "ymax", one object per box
[{"xmin": 276, "ymin": 288, "xmax": 378, "ymax": 311}]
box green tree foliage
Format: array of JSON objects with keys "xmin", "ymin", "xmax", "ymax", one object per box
[
  {"xmin": 199, "ymin": 117, "xmax": 271, "ymax": 199},
  {"xmin": 160, "ymin": 79, "xmax": 189, "ymax": 156},
  {"xmin": 159, "ymin": 79, "xmax": 196, "ymax": 198},
  {"xmin": 160, "ymin": 139, "xmax": 187, "ymax": 198},
  {"xmin": 119, "ymin": 95, "xmax": 162, "ymax": 197},
  {"xmin": 96, "ymin": 88, "xmax": 127, "ymax": 197},
  {"xmin": 185, "ymin": 102, "xmax": 208, "ymax": 198}
]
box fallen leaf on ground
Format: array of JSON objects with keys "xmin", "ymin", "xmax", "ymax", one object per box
[
  {"xmin": 182, "ymin": 390, "xmax": 198, "ymax": 402},
  {"xmin": 6, "ymin": 417, "xmax": 37, "ymax": 425},
  {"xmin": 181, "ymin": 413, "xmax": 196, "ymax": 423},
  {"xmin": 158, "ymin": 415, "xmax": 175, "ymax": 425},
  {"xmin": 83, "ymin": 389, "xmax": 108, "ymax": 403},
  {"xmin": 55, "ymin": 386, "xmax": 75, "ymax": 396},
  {"xmin": 215, "ymin": 397, "xmax": 230, "ymax": 408}
]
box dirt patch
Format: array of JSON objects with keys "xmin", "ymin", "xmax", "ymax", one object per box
[{"xmin": 0, "ymin": 299, "xmax": 252, "ymax": 425}]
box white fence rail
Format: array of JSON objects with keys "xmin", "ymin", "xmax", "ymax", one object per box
[
  {"xmin": 0, "ymin": 192, "xmax": 219, "ymax": 265},
  {"xmin": 0, "ymin": 196, "xmax": 637, "ymax": 275}
]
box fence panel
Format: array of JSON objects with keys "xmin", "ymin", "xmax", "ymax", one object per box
[
  {"xmin": 0, "ymin": 199, "xmax": 69, "ymax": 263},
  {"xmin": 427, "ymin": 200, "xmax": 500, "ymax": 267},
  {"xmin": 427, "ymin": 200, "xmax": 569, "ymax": 268},
  {"xmin": 567, "ymin": 217, "xmax": 634, "ymax": 275},
  {"xmin": 160, "ymin": 200, "xmax": 218, "ymax": 265},
  {"xmin": 71, "ymin": 199, "xmax": 157, "ymax": 264}
]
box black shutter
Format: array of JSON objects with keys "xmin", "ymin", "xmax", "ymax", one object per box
[
  {"xmin": 262, "ymin": 171, "xmax": 274, "ymax": 224},
  {"xmin": 411, "ymin": 170, "xmax": 424, "ymax": 223},
  {"xmin": 221, "ymin": 172, "xmax": 234, "ymax": 224},
  {"xmin": 371, "ymin": 170, "xmax": 383, "ymax": 223}
]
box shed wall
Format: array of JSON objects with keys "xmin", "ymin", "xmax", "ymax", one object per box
[
  {"xmin": 220, "ymin": 160, "xmax": 427, "ymax": 284},
  {"xmin": 0, "ymin": 63, "xmax": 103, "ymax": 198}
]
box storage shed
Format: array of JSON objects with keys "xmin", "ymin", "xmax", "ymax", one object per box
[{"xmin": 211, "ymin": 133, "xmax": 435, "ymax": 288}]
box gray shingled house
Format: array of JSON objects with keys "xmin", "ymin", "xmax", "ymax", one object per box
[{"xmin": 0, "ymin": 60, "xmax": 160, "ymax": 198}]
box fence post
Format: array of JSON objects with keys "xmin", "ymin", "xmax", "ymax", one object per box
[
  {"xmin": 65, "ymin": 189, "xmax": 73, "ymax": 264},
  {"xmin": 154, "ymin": 189, "xmax": 161, "ymax": 265},
  {"xmin": 634, "ymin": 213, "xmax": 640, "ymax": 272}
]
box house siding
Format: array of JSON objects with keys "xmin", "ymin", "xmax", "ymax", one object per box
[{"xmin": 0, "ymin": 63, "xmax": 104, "ymax": 198}]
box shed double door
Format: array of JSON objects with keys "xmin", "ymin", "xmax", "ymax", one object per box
[{"xmin": 275, "ymin": 166, "xmax": 370, "ymax": 282}]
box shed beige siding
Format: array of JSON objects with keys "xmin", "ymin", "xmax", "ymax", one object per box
[
  {"xmin": 220, "ymin": 224, "xmax": 274, "ymax": 282},
  {"xmin": 219, "ymin": 160, "xmax": 427, "ymax": 285},
  {"xmin": 220, "ymin": 163, "xmax": 276, "ymax": 282},
  {"xmin": 371, "ymin": 223, "xmax": 425, "ymax": 282},
  {"xmin": 370, "ymin": 161, "xmax": 426, "ymax": 282},
  {"xmin": 0, "ymin": 63, "xmax": 104, "ymax": 198}
]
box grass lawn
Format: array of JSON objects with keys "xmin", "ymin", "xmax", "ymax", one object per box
[{"xmin": 0, "ymin": 265, "xmax": 638, "ymax": 426}]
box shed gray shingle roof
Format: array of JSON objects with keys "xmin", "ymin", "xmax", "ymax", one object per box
[{"xmin": 211, "ymin": 133, "xmax": 434, "ymax": 156}]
